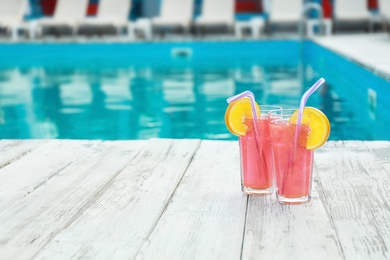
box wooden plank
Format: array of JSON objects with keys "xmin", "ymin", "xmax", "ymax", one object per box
[
  {"xmin": 242, "ymin": 161, "xmax": 344, "ymax": 259},
  {"xmin": 0, "ymin": 140, "xmax": 101, "ymax": 211},
  {"xmin": 32, "ymin": 139, "xmax": 201, "ymax": 260},
  {"xmin": 365, "ymin": 141, "xmax": 390, "ymax": 171},
  {"xmin": 0, "ymin": 140, "xmax": 146, "ymax": 259},
  {"xmin": 363, "ymin": 141, "xmax": 390, "ymax": 256},
  {"xmin": 315, "ymin": 141, "xmax": 390, "ymax": 259},
  {"xmin": 1, "ymin": 140, "xmax": 389, "ymax": 259},
  {"xmin": 135, "ymin": 140, "xmax": 247, "ymax": 260},
  {"xmin": 0, "ymin": 140, "xmax": 46, "ymax": 168}
]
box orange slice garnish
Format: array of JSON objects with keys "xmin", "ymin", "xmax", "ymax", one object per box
[
  {"xmin": 289, "ymin": 107, "xmax": 330, "ymax": 150},
  {"xmin": 225, "ymin": 98, "xmax": 260, "ymax": 136}
]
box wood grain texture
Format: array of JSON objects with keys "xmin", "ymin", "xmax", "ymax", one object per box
[
  {"xmin": 315, "ymin": 141, "xmax": 390, "ymax": 260},
  {"xmin": 242, "ymin": 167, "xmax": 344, "ymax": 259},
  {"xmin": 33, "ymin": 139, "xmax": 201, "ymax": 260},
  {"xmin": 365, "ymin": 141, "xmax": 390, "ymax": 171},
  {"xmin": 0, "ymin": 140, "xmax": 45, "ymax": 169},
  {"xmin": 135, "ymin": 140, "xmax": 247, "ymax": 260},
  {"xmin": 0, "ymin": 140, "xmax": 390, "ymax": 260},
  {"xmin": 0, "ymin": 140, "xmax": 146, "ymax": 259},
  {"xmin": 0, "ymin": 140, "xmax": 101, "ymax": 211}
]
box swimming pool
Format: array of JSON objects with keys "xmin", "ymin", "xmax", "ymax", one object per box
[{"xmin": 0, "ymin": 40, "xmax": 389, "ymax": 140}]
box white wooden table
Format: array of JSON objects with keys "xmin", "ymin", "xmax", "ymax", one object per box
[{"xmin": 0, "ymin": 139, "xmax": 389, "ymax": 259}]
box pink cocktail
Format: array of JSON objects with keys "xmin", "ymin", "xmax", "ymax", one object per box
[
  {"xmin": 269, "ymin": 110, "xmax": 313, "ymax": 204},
  {"xmin": 239, "ymin": 105, "xmax": 280, "ymax": 195}
]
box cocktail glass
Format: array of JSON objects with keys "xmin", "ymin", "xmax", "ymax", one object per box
[
  {"xmin": 240, "ymin": 105, "xmax": 282, "ymax": 195},
  {"xmin": 268, "ymin": 109, "xmax": 313, "ymax": 204}
]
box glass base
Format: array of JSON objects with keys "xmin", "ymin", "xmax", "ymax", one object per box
[
  {"xmin": 242, "ymin": 185, "xmax": 273, "ymax": 195},
  {"xmin": 277, "ymin": 194, "xmax": 311, "ymax": 204}
]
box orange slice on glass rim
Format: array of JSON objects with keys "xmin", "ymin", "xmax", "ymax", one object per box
[
  {"xmin": 225, "ymin": 97, "xmax": 260, "ymax": 136},
  {"xmin": 289, "ymin": 107, "xmax": 330, "ymax": 150}
]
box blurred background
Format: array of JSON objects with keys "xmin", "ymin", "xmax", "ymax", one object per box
[
  {"xmin": 0, "ymin": 0, "xmax": 389, "ymax": 141},
  {"xmin": 25, "ymin": 0, "xmax": 379, "ymax": 21}
]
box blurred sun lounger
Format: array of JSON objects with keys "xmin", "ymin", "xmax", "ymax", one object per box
[
  {"xmin": 33, "ymin": 0, "xmax": 89, "ymax": 38},
  {"xmin": 267, "ymin": 0, "xmax": 304, "ymax": 34},
  {"xmin": 378, "ymin": 0, "xmax": 390, "ymax": 32},
  {"xmin": 77, "ymin": 0, "xmax": 132, "ymax": 37},
  {"xmin": 151, "ymin": 0, "xmax": 194, "ymax": 35},
  {"xmin": 194, "ymin": 0, "xmax": 235, "ymax": 34},
  {"xmin": 0, "ymin": 0, "xmax": 28, "ymax": 40},
  {"xmin": 333, "ymin": 0, "xmax": 375, "ymax": 32}
]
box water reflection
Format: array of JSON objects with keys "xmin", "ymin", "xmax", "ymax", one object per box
[{"xmin": 0, "ymin": 61, "xmax": 388, "ymax": 140}]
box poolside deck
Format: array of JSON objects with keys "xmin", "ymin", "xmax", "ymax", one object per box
[
  {"xmin": 314, "ymin": 33, "xmax": 390, "ymax": 80},
  {"xmin": 1, "ymin": 139, "xmax": 390, "ymax": 259}
]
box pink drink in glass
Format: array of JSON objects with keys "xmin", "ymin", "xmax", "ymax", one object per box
[
  {"xmin": 269, "ymin": 110, "xmax": 313, "ymax": 204},
  {"xmin": 239, "ymin": 106, "xmax": 280, "ymax": 195}
]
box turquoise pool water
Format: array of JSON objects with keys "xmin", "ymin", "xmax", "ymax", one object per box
[{"xmin": 0, "ymin": 41, "xmax": 389, "ymax": 140}]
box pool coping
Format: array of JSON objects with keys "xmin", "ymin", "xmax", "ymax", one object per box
[
  {"xmin": 1, "ymin": 34, "xmax": 389, "ymax": 82},
  {"xmin": 313, "ymin": 33, "xmax": 390, "ymax": 82}
]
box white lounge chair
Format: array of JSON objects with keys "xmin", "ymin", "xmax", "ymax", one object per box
[
  {"xmin": 151, "ymin": 0, "xmax": 194, "ymax": 34},
  {"xmin": 0, "ymin": 0, "xmax": 28, "ymax": 40},
  {"xmin": 378, "ymin": 0, "xmax": 390, "ymax": 31},
  {"xmin": 234, "ymin": 0, "xmax": 266, "ymax": 39},
  {"xmin": 194, "ymin": 0, "xmax": 235, "ymax": 32},
  {"xmin": 33, "ymin": 0, "xmax": 89, "ymax": 38},
  {"xmin": 333, "ymin": 0, "xmax": 374, "ymax": 32},
  {"xmin": 267, "ymin": 0, "xmax": 332, "ymax": 36},
  {"xmin": 267, "ymin": 0, "xmax": 304, "ymax": 34},
  {"xmin": 268, "ymin": 0, "xmax": 303, "ymax": 24},
  {"xmin": 235, "ymin": 17, "xmax": 265, "ymax": 39},
  {"xmin": 77, "ymin": 0, "xmax": 132, "ymax": 37}
]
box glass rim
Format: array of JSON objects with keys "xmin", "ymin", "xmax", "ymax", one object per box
[
  {"xmin": 268, "ymin": 108, "xmax": 311, "ymax": 126},
  {"xmin": 258, "ymin": 105, "xmax": 282, "ymax": 118},
  {"xmin": 259, "ymin": 105, "xmax": 283, "ymax": 110},
  {"xmin": 269, "ymin": 117, "xmax": 310, "ymax": 126},
  {"xmin": 268, "ymin": 108, "xmax": 299, "ymax": 116}
]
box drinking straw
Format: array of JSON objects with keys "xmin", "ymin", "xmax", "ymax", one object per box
[
  {"xmin": 283, "ymin": 78, "xmax": 326, "ymax": 194},
  {"xmin": 296, "ymin": 78, "xmax": 326, "ymax": 126},
  {"xmin": 227, "ymin": 91, "xmax": 266, "ymax": 176},
  {"xmin": 227, "ymin": 91, "xmax": 259, "ymax": 120},
  {"xmin": 293, "ymin": 78, "xmax": 326, "ymax": 149},
  {"xmin": 227, "ymin": 90, "xmax": 260, "ymax": 138}
]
